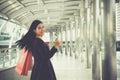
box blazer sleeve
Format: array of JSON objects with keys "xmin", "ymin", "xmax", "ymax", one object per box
[{"xmin": 36, "ymin": 39, "xmax": 57, "ymax": 60}]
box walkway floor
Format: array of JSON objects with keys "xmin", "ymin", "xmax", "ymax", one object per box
[
  {"xmin": 0, "ymin": 52, "xmax": 92, "ymax": 80},
  {"xmin": 26, "ymin": 53, "xmax": 92, "ymax": 80},
  {"xmin": 52, "ymin": 54, "xmax": 92, "ymax": 80}
]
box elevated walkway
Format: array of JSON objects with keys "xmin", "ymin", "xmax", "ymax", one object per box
[{"xmin": 0, "ymin": 52, "xmax": 92, "ymax": 80}]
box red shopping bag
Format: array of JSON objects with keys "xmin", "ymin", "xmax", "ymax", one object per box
[{"xmin": 15, "ymin": 47, "xmax": 32, "ymax": 76}]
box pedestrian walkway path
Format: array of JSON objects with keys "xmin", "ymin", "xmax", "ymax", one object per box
[
  {"xmin": 0, "ymin": 52, "xmax": 92, "ymax": 80},
  {"xmin": 24, "ymin": 53, "xmax": 92, "ymax": 80},
  {"xmin": 52, "ymin": 54, "xmax": 92, "ymax": 80}
]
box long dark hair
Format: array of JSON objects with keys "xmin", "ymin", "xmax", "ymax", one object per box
[{"xmin": 16, "ymin": 20, "xmax": 43, "ymax": 50}]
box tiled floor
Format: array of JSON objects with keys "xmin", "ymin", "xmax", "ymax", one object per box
[
  {"xmin": 21, "ymin": 52, "xmax": 120, "ymax": 80},
  {"xmin": 51, "ymin": 54, "xmax": 92, "ymax": 80},
  {"xmin": 19, "ymin": 53, "xmax": 92, "ymax": 80}
]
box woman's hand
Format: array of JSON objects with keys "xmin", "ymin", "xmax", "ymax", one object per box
[{"xmin": 54, "ymin": 38, "xmax": 60, "ymax": 48}]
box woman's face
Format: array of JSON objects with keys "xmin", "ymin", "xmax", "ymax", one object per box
[{"xmin": 34, "ymin": 23, "xmax": 45, "ymax": 38}]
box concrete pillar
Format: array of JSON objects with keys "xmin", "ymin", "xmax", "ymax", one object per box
[
  {"xmin": 60, "ymin": 27, "xmax": 63, "ymax": 54},
  {"xmin": 74, "ymin": 15, "xmax": 79, "ymax": 59},
  {"xmin": 57, "ymin": 27, "xmax": 62, "ymax": 54},
  {"xmin": 82, "ymin": 0, "xmax": 91, "ymax": 68},
  {"xmin": 71, "ymin": 19, "xmax": 76, "ymax": 57},
  {"xmin": 70, "ymin": 20, "xmax": 74, "ymax": 57},
  {"xmin": 79, "ymin": 0, "xmax": 84, "ymax": 62},
  {"xmin": 86, "ymin": 5, "xmax": 91, "ymax": 68},
  {"xmin": 92, "ymin": 0, "xmax": 101, "ymax": 80},
  {"xmin": 102, "ymin": 0, "xmax": 117, "ymax": 80},
  {"xmin": 65, "ymin": 22, "xmax": 69, "ymax": 56},
  {"xmin": 49, "ymin": 31, "xmax": 53, "ymax": 49},
  {"xmin": 67, "ymin": 24, "xmax": 70, "ymax": 56}
]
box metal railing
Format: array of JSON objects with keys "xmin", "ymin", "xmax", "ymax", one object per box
[{"xmin": 0, "ymin": 47, "xmax": 20, "ymax": 71}]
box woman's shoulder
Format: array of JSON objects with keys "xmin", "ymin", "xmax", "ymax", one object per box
[{"xmin": 34, "ymin": 38, "xmax": 44, "ymax": 44}]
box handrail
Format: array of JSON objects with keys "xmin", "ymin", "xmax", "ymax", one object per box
[{"xmin": 0, "ymin": 47, "xmax": 20, "ymax": 71}]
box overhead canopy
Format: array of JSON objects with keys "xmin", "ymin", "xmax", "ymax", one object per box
[{"xmin": 0, "ymin": 0, "xmax": 80, "ymax": 30}]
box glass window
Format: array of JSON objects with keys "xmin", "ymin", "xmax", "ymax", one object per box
[{"xmin": 0, "ymin": 19, "xmax": 6, "ymax": 31}]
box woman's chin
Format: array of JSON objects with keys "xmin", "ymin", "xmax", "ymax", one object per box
[{"xmin": 40, "ymin": 35, "xmax": 44, "ymax": 37}]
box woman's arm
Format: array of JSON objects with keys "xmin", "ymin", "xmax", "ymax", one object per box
[{"xmin": 37, "ymin": 39, "xmax": 57, "ymax": 60}]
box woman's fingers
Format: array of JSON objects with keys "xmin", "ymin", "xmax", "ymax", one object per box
[{"xmin": 54, "ymin": 38, "xmax": 60, "ymax": 48}]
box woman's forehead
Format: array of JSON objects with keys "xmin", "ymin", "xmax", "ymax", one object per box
[{"xmin": 37, "ymin": 23, "xmax": 44, "ymax": 27}]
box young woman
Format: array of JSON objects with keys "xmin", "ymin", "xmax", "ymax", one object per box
[{"xmin": 16, "ymin": 20, "xmax": 60, "ymax": 80}]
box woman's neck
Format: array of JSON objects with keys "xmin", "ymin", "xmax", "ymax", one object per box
[{"xmin": 36, "ymin": 36, "xmax": 42, "ymax": 39}]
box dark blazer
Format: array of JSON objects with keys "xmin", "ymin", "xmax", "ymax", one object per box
[{"xmin": 30, "ymin": 38, "xmax": 57, "ymax": 80}]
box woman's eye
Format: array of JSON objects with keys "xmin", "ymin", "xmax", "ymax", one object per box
[{"xmin": 38, "ymin": 27, "xmax": 42, "ymax": 29}]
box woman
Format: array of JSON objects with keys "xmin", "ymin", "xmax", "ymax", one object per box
[{"xmin": 16, "ymin": 20, "xmax": 60, "ymax": 80}]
